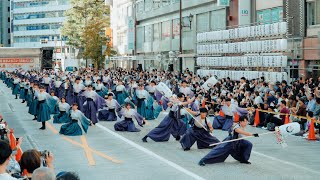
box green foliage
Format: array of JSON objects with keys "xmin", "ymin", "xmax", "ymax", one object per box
[{"xmin": 61, "ymin": 0, "xmax": 115, "ymax": 69}]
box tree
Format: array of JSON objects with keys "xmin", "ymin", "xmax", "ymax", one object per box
[{"xmin": 61, "ymin": 0, "xmax": 115, "ymax": 69}]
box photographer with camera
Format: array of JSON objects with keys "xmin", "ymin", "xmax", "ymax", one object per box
[{"xmin": 20, "ymin": 149, "xmax": 54, "ymax": 180}]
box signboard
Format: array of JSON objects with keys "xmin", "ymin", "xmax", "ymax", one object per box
[
  {"xmin": 0, "ymin": 58, "xmax": 37, "ymax": 70},
  {"xmin": 0, "ymin": 58, "xmax": 34, "ymax": 63},
  {"xmin": 127, "ymin": 17, "xmax": 135, "ymax": 53},
  {"xmin": 238, "ymin": 0, "xmax": 251, "ymax": 25},
  {"xmin": 257, "ymin": 7, "xmax": 283, "ymax": 24},
  {"xmin": 217, "ymin": 0, "xmax": 230, "ymax": 7}
]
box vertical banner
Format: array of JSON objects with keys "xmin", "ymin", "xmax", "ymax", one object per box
[
  {"xmin": 238, "ymin": 0, "xmax": 251, "ymax": 26},
  {"xmin": 217, "ymin": 0, "xmax": 230, "ymax": 7},
  {"xmin": 127, "ymin": 17, "xmax": 135, "ymax": 54}
]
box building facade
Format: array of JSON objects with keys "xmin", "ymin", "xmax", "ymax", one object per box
[
  {"xmin": 133, "ymin": 0, "xmax": 227, "ymax": 72},
  {"xmin": 0, "ymin": 0, "xmax": 11, "ymax": 47},
  {"xmin": 11, "ymin": 0, "xmax": 71, "ymax": 62},
  {"xmin": 303, "ymin": 0, "xmax": 320, "ymax": 78},
  {"xmin": 110, "ymin": 0, "xmax": 135, "ymax": 69}
]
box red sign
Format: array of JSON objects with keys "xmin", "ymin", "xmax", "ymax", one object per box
[{"xmin": 0, "ymin": 58, "xmax": 34, "ymax": 64}]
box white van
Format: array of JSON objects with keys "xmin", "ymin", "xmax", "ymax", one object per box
[{"xmin": 65, "ymin": 66, "xmax": 78, "ymax": 73}]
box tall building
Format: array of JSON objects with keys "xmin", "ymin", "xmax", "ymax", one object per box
[
  {"xmin": 110, "ymin": 0, "xmax": 134, "ymax": 69},
  {"xmin": 11, "ymin": 0, "xmax": 71, "ymax": 61},
  {"xmin": 0, "ymin": 0, "xmax": 11, "ymax": 47}
]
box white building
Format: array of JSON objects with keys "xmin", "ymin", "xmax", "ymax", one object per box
[
  {"xmin": 11, "ymin": 0, "xmax": 71, "ymax": 61},
  {"xmin": 110, "ymin": 0, "xmax": 134, "ymax": 68}
]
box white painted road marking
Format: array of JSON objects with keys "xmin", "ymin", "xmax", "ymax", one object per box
[
  {"xmin": 96, "ymin": 124, "xmax": 206, "ymax": 180},
  {"xmin": 252, "ymin": 151, "xmax": 320, "ymax": 175}
]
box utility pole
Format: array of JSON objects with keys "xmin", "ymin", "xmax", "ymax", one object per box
[{"xmin": 179, "ymin": 0, "xmax": 183, "ymax": 73}]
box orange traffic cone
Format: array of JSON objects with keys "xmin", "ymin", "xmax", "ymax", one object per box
[
  {"xmin": 9, "ymin": 129, "xmax": 17, "ymax": 150},
  {"xmin": 308, "ymin": 118, "xmax": 317, "ymax": 141},
  {"xmin": 219, "ymin": 110, "xmax": 225, "ymax": 117},
  {"xmin": 16, "ymin": 147, "xmax": 23, "ymax": 162},
  {"xmin": 234, "ymin": 112, "xmax": 239, "ymax": 123},
  {"xmin": 284, "ymin": 114, "xmax": 290, "ymax": 124},
  {"xmin": 254, "ymin": 109, "xmax": 260, "ymax": 126}
]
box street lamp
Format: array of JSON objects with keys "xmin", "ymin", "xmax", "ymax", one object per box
[{"xmin": 179, "ymin": 1, "xmax": 194, "ymax": 73}]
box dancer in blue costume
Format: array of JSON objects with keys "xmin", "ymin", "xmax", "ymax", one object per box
[
  {"xmin": 41, "ymin": 74, "xmax": 52, "ymax": 93},
  {"xmin": 72, "ymin": 77, "xmax": 86, "ymax": 112},
  {"xmin": 114, "ymin": 80, "xmax": 128, "ymax": 106},
  {"xmin": 180, "ymin": 108, "xmax": 220, "ymax": 151},
  {"xmin": 199, "ymin": 116, "xmax": 259, "ymax": 166},
  {"xmin": 59, "ymin": 103, "xmax": 93, "ymax": 136},
  {"xmin": 212, "ymin": 98, "xmax": 249, "ymax": 131},
  {"xmin": 82, "ymin": 85, "xmax": 106, "ymax": 124},
  {"xmin": 53, "ymin": 97, "xmax": 71, "ymax": 124},
  {"xmin": 98, "ymin": 93, "xmax": 121, "ymax": 121},
  {"xmin": 142, "ymin": 93, "xmax": 189, "ymax": 142},
  {"xmin": 95, "ymin": 79, "xmax": 108, "ymax": 97},
  {"xmin": 26, "ymin": 82, "xmax": 34, "ymax": 107},
  {"xmin": 37, "ymin": 86, "xmax": 56, "ymax": 130},
  {"xmin": 136, "ymin": 83, "xmax": 149, "ymax": 119},
  {"xmin": 114, "ymin": 103, "xmax": 146, "ymax": 132},
  {"xmin": 28, "ymin": 83, "xmax": 39, "ymax": 120},
  {"xmin": 49, "ymin": 91, "xmax": 60, "ymax": 115},
  {"xmin": 54, "ymin": 77, "xmax": 63, "ymax": 98},
  {"xmin": 12, "ymin": 75, "xmax": 20, "ymax": 99}
]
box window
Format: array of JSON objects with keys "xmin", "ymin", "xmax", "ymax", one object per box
[
  {"xmin": 161, "ymin": 21, "xmax": 171, "ymax": 40},
  {"xmin": 307, "ymin": 1, "xmax": 320, "ymax": 26},
  {"xmin": 153, "ymin": 23, "xmax": 160, "ymax": 41},
  {"xmin": 172, "ymin": 19, "xmax": 180, "ymax": 39},
  {"xmin": 162, "ymin": 0, "xmax": 171, "ymax": 6},
  {"xmin": 153, "ymin": 0, "xmax": 161, "ymax": 9},
  {"xmin": 8, "ymin": 17, "xmax": 10, "ymax": 22}
]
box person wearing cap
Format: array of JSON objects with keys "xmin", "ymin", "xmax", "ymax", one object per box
[
  {"xmin": 59, "ymin": 103, "xmax": 93, "ymax": 136},
  {"xmin": 142, "ymin": 93, "xmax": 189, "ymax": 142},
  {"xmin": 180, "ymin": 108, "xmax": 220, "ymax": 151},
  {"xmin": 82, "ymin": 85, "xmax": 106, "ymax": 124},
  {"xmin": 199, "ymin": 116, "xmax": 259, "ymax": 166},
  {"xmin": 98, "ymin": 93, "xmax": 121, "ymax": 121},
  {"xmin": 53, "ymin": 97, "xmax": 71, "ymax": 124},
  {"xmin": 213, "ymin": 98, "xmax": 248, "ymax": 131}
]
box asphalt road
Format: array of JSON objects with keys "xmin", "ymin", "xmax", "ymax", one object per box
[{"xmin": 1, "ymin": 82, "xmax": 319, "ymax": 180}]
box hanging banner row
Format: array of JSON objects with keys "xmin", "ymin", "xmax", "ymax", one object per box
[
  {"xmin": 197, "ymin": 22, "xmax": 287, "ymax": 43},
  {"xmin": 197, "ymin": 39, "xmax": 287, "ymax": 55},
  {"xmin": 197, "ymin": 69, "xmax": 288, "ymax": 82},
  {"xmin": 197, "ymin": 56, "xmax": 288, "ymax": 68}
]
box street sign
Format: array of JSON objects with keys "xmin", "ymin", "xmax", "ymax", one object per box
[{"xmin": 217, "ymin": 0, "xmax": 230, "ymax": 7}]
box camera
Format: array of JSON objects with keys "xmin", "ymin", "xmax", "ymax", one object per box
[
  {"xmin": 0, "ymin": 124, "xmax": 8, "ymax": 140},
  {"xmin": 40, "ymin": 150, "xmax": 51, "ymax": 159},
  {"xmin": 39, "ymin": 150, "xmax": 51, "ymax": 167}
]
